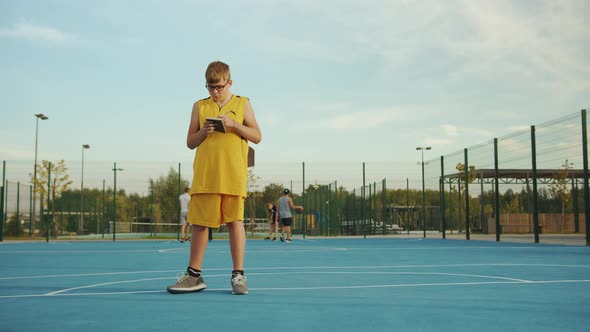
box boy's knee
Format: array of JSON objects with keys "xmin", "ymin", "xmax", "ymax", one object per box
[
  {"xmin": 227, "ymin": 220, "xmax": 244, "ymax": 230},
  {"xmin": 194, "ymin": 225, "xmax": 208, "ymax": 232}
]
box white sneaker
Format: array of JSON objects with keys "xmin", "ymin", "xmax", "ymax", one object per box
[
  {"xmin": 231, "ymin": 274, "xmax": 248, "ymax": 295},
  {"xmin": 166, "ymin": 273, "xmax": 207, "ymax": 294}
]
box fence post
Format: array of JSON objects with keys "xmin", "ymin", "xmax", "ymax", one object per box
[
  {"xmin": 406, "ymin": 178, "xmax": 410, "ymax": 235},
  {"xmin": 177, "ymin": 162, "xmax": 181, "ymax": 242},
  {"xmin": 16, "ymin": 182, "xmax": 20, "ymax": 237},
  {"xmin": 440, "ymin": 156, "xmax": 446, "ymax": 239},
  {"xmin": 0, "ymin": 184, "xmax": 4, "ymax": 241},
  {"xmin": 46, "ymin": 162, "xmax": 51, "ymax": 243},
  {"xmin": 382, "ymin": 179, "xmax": 386, "ymax": 236},
  {"xmin": 29, "ymin": 185, "xmax": 33, "ymax": 236},
  {"xmin": 581, "ymin": 110, "xmax": 589, "ymax": 245},
  {"xmin": 362, "ymin": 162, "xmax": 366, "ymax": 239},
  {"xmin": 494, "ymin": 138, "xmax": 501, "ymax": 242},
  {"xmin": 2, "ymin": 161, "xmax": 5, "ymax": 228},
  {"xmin": 531, "ymin": 126, "xmax": 540, "ymax": 243},
  {"xmin": 464, "ymin": 148, "xmax": 470, "ymax": 240},
  {"xmin": 302, "ymin": 162, "xmax": 306, "ymax": 239}
]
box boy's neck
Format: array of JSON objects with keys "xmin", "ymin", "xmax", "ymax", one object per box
[{"xmin": 215, "ymin": 94, "xmax": 233, "ymax": 108}]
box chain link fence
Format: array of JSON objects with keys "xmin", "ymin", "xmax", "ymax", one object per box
[{"xmin": 1, "ymin": 110, "xmax": 588, "ymax": 245}]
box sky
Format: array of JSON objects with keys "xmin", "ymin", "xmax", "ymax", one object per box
[{"xmin": 1, "ymin": 0, "xmax": 589, "ymax": 193}]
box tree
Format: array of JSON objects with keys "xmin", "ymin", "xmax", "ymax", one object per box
[
  {"xmin": 148, "ymin": 168, "xmax": 189, "ymax": 224},
  {"xmin": 30, "ymin": 160, "xmax": 73, "ymax": 237},
  {"xmin": 261, "ymin": 183, "xmax": 285, "ymax": 207},
  {"xmin": 246, "ymin": 169, "xmax": 262, "ymax": 237}
]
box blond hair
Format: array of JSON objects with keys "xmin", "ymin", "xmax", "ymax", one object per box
[{"xmin": 205, "ymin": 61, "xmax": 231, "ymax": 84}]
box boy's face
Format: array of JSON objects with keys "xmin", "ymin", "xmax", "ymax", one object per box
[{"xmin": 206, "ymin": 79, "xmax": 232, "ymax": 102}]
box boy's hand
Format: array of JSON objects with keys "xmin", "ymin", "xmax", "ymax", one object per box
[
  {"xmin": 202, "ymin": 120, "xmax": 217, "ymax": 135},
  {"xmin": 219, "ymin": 114, "xmax": 236, "ymax": 129}
]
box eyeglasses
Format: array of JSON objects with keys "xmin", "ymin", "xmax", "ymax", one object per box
[{"xmin": 205, "ymin": 81, "xmax": 230, "ymax": 92}]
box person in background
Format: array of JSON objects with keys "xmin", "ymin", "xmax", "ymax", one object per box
[
  {"xmin": 179, "ymin": 187, "xmax": 191, "ymax": 243},
  {"xmin": 265, "ymin": 202, "xmax": 279, "ymax": 241},
  {"xmin": 278, "ymin": 189, "xmax": 303, "ymax": 243}
]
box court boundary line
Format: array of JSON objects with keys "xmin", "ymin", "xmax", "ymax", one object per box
[
  {"xmin": 2, "ymin": 263, "xmax": 590, "ymax": 281},
  {"xmin": 3, "ymin": 269, "xmax": 590, "ymax": 299}
]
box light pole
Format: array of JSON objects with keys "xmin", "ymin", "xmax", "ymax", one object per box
[
  {"xmin": 112, "ymin": 162, "xmax": 123, "ymax": 241},
  {"xmin": 32, "ymin": 113, "xmax": 48, "ymax": 236},
  {"xmin": 416, "ymin": 146, "xmax": 431, "ymax": 238},
  {"xmin": 79, "ymin": 144, "xmax": 90, "ymax": 234}
]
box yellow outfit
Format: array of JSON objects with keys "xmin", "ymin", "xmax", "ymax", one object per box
[{"xmin": 188, "ymin": 95, "xmax": 249, "ymax": 228}]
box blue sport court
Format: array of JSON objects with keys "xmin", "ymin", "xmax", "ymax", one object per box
[{"xmin": 1, "ymin": 238, "xmax": 590, "ymax": 331}]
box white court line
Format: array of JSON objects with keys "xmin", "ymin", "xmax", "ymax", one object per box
[
  {"xmin": 0, "ymin": 246, "xmax": 348, "ymax": 254},
  {"xmin": 45, "ymin": 271, "xmax": 534, "ymax": 295},
  {"xmin": 0, "ymin": 271, "xmax": 557, "ymax": 298},
  {"xmin": 0, "ymin": 249, "xmax": 160, "ymax": 254},
  {"xmin": 158, "ymin": 247, "xmax": 348, "ymax": 253},
  {"xmin": 2, "ymin": 263, "xmax": 590, "ymax": 281},
  {"xmin": 0, "ymin": 270, "xmax": 178, "ymax": 280},
  {"xmin": 2, "ymin": 278, "xmax": 590, "ymax": 299}
]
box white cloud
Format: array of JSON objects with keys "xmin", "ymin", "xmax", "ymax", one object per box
[
  {"xmin": 441, "ymin": 124, "xmax": 458, "ymax": 136},
  {"xmin": 506, "ymin": 125, "xmax": 529, "ymax": 133},
  {"xmin": 444, "ymin": 0, "xmax": 590, "ymax": 99},
  {"xmin": 301, "ymin": 107, "xmax": 409, "ymax": 130},
  {"xmin": 0, "ymin": 22, "xmax": 77, "ymax": 44},
  {"xmin": 0, "ymin": 143, "xmax": 34, "ymax": 160},
  {"xmin": 425, "ymin": 137, "xmax": 454, "ymax": 146}
]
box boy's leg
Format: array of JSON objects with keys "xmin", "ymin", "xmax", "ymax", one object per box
[
  {"xmin": 188, "ymin": 225, "xmax": 210, "ymax": 270},
  {"xmin": 166, "ymin": 224, "xmax": 208, "ymax": 294},
  {"xmin": 227, "ymin": 220, "xmax": 248, "ymax": 295},
  {"xmin": 227, "ymin": 221, "xmax": 245, "ymax": 270}
]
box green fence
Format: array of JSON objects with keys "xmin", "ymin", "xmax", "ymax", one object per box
[{"xmin": 1, "ymin": 110, "xmax": 588, "ymax": 245}]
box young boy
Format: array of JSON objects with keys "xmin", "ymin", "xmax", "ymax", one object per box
[
  {"xmin": 278, "ymin": 189, "xmax": 304, "ymax": 243},
  {"xmin": 167, "ymin": 61, "xmax": 262, "ymax": 295},
  {"xmin": 265, "ymin": 202, "xmax": 279, "ymax": 240}
]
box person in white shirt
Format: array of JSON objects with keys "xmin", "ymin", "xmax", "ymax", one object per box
[{"xmin": 179, "ymin": 187, "xmax": 191, "ymax": 242}]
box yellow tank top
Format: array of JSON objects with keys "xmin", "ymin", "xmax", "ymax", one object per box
[{"xmin": 190, "ymin": 95, "xmax": 249, "ymax": 197}]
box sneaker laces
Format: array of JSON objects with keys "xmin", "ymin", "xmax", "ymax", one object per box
[
  {"xmin": 176, "ymin": 272, "xmax": 191, "ymax": 282},
  {"xmin": 232, "ymin": 274, "xmax": 247, "ymax": 286}
]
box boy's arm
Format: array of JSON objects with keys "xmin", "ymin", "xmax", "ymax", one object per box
[
  {"xmin": 287, "ymin": 198, "xmax": 303, "ymax": 210},
  {"xmin": 219, "ymin": 99, "xmax": 262, "ymax": 144},
  {"xmin": 187, "ymin": 101, "xmax": 215, "ymax": 149}
]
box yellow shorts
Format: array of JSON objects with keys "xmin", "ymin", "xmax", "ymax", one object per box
[{"xmin": 187, "ymin": 193, "xmax": 244, "ymax": 228}]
